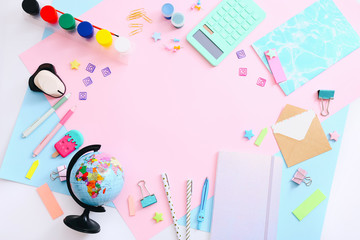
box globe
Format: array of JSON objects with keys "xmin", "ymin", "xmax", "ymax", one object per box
[
  {"xmin": 69, "ymin": 151, "xmax": 124, "ymax": 207},
  {"xmin": 64, "ymin": 145, "xmax": 124, "ymax": 234}
]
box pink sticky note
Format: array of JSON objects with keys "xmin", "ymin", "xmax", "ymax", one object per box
[
  {"xmin": 265, "ymin": 49, "xmax": 287, "ymax": 83},
  {"xmin": 292, "ymin": 168, "xmax": 307, "ymax": 184},
  {"xmin": 128, "ymin": 195, "xmax": 136, "ymax": 216},
  {"xmin": 36, "ymin": 183, "xmax": 63, "ymax": 219}
]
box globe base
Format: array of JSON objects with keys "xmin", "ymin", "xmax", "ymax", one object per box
[{"xmin": 63, "ymin": 208, "xmax": 101, "ymax": 234}]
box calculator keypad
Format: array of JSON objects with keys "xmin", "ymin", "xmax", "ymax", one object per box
[{"xmin": 207, "ymin": 0, "xmax": 262, "ymax": 46}]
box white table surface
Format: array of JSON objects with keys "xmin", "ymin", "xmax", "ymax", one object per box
[{"xmin": 1, "ymin": 1, "xmax": 359, "ymax": 240}]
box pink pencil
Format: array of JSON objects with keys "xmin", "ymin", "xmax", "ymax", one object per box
[{"xmin": 33, "ymin": 106, "xmax": 76, "ymax": 157}]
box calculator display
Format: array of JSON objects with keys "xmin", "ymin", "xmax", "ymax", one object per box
[{"xmin": 193, "ymin": 30, "xmax": 223, "ymax": 59}]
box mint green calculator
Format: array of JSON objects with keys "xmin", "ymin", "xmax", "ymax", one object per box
[{"xmin": 187, "ymin": 0, "xmax": 265, "ymax": 66}]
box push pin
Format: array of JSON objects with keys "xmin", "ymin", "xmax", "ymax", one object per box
[
  {"xmin": 194, "ymin": 5, "xmax": 201, "ymax": 10},
  {"xmin": 318, "ymin": 90, "xmax": 335, "ymax": 116},
  {"xmin": 191, "ymin": 4, "xmax": 196, "ymax": 10},
  {"xmin": 138, "ymin": 180, "xmax": 157, "ymax": 208},
  {"xmin": 172, "ymin": 38, "xmax": 180, "ymax": 42},
  {"xmin": 292, "ymin": 168, "xmax": 312, "ymax": 186},
  {"xmin": 174, "ymin": 45, "xmax": 181, "ymax": 50},
  {"xmin": 50, "ymin": 165, "xmax": 67, "ymax": 181}
]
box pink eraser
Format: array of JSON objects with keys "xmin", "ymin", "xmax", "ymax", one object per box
[
  {"xmin": 54, "ymin": 130, "xmax": 84, "ymax": 158},
  {"xmin": 292, "ymin": 168, "xmax": 307, "ymax": 184},
  {"xmin": 128, "ymin": 195, "xmax": 136, "ymax": 216},
  {"xmin": 265, "ymin": 49, "xmax": 287, "ymax": 83}
]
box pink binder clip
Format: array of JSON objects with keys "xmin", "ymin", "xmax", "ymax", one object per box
[
  {"xmin": 264, "ymin": 49, "xmax": 287, "ymax": 84},
  {"xmin": 292, "ymin": 168, "xmax": 312, "ymax": 186},
  {"xmin": 50, "ymin": 165, "xmax": 67, "ymax": 181}
]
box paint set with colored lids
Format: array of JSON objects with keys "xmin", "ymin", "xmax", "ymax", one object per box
[{"xmin": 21, "ymin": 0, "xmax": 131, "ymax": 53}]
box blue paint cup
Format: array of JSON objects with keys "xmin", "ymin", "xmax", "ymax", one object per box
[
  {"xmin": 77, "ymin": 21, "xmax": 94, "ymax": 39},
  {"xmin": 171, "ymin": 12, "xmax": 185, "ymax": 28},
  {"xmin": 162, "ymin": 3, "xmax": 174, "ymax": 19}
]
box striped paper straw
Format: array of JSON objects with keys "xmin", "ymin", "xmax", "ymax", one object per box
[{"xmin": 186, "ymin": 180, "xmax": 192, "ymax": 240}]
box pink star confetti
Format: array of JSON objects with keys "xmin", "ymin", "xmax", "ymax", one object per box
[{"xmin": 329, "ymin": 131, "xmax": 340, "ymax": 141}]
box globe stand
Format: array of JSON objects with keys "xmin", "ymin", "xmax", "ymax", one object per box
[
  {"xmin": 64, "ymin": 145, "xmax": 106, "ymax": 234},
  {"xmin": 64, "ymin": 209, "xmax": 100, "ymax": 234}
]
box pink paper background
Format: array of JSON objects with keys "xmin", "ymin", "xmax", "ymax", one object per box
[{"xmin": 20, "ymin": 0, "xmax": 360, "ymax": 239}]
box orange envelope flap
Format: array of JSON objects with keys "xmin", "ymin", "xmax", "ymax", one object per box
[
  {"xmin": 273, "ymin": 105, "xmax": 332, "ymax": 167},
  {"xmin": 275, "ymin": 104, "xmax": 307, "ymax": 122}
]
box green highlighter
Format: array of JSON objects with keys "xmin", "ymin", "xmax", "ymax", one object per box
[{"xmin": 187, "ymin": 0, "xmax": 266, "ymax": 66}]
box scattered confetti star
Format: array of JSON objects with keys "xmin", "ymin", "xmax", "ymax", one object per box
[
  {"xmin": 153, "ymin": 212, "xmax": 163, "ymax": 223},
  {"xmin": 265, "ymin": 49, "xmax": 277, "ymax": 59},
  {"xmin": 244, "ymin": 130, "xmax": 255, "ymax": 140},
  {"xmin": 70, "ymin": 60, "xmax": 80, "ymax": 69},
  {"xmin": 329, "ymin": 131, "xmax": 340, "ymax": 141},
  {"xmin": 152, "ymin": 32, "xmax": 161, "ymax": 42}
]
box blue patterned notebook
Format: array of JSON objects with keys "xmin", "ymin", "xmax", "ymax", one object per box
[{"xmin": 252, "ymin": 0, "xmax": 360, "ymax": 95}]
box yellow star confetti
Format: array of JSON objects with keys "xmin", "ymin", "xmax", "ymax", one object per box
[
  {"xmin": 70, "ymin": 60, "xmax": 81, "ymax": 69},
  {"xmin": 153, "ymin": 212, "xmax": 163, "ymax": 223}
]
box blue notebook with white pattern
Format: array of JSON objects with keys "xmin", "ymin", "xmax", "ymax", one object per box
[{"xmin": 252, "ymin": 0, "xmax": 360, "ymax": 95}]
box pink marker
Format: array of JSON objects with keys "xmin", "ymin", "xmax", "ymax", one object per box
[
  {"xmin": 33, "ymin": 106, "xmax": 76, "ymax": 157},
  {"xmin": 264, "ymin": 49, "xmax": 287, "ymax": 83}
]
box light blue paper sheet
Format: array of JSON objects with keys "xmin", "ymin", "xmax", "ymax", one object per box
[
  {"xmin": 252, "ymin": 0, "xmax": 360, "ymax": 95},
  {"xmin": 276, "ymin": 105, "xmax": 349, "ymax": 239},
  {"xmin": 178, "ymin": 196, "xmax": 214, "ymax": 232},
  {"xmin": 0, "ymin": 90, "xmax": 70, "ymax": 194}
]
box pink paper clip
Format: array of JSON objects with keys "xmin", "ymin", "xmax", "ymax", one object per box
[
  {"xmin": 50, "ymin": 165, "xmax": 67, "ymax": 182},
  {"xmin": 292, "ymin": 168, "xmax": 312, "ymax": 186},
  {"xmin": 264, "ymin": 49, "xmax": 287, "ymax": 84}
]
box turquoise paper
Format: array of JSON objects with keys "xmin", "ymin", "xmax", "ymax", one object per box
[
  {"xmin": 276, "ymin": 105, "xmax": 349, "ymax": 239},
  {"xmin": 252, "ymin": 0, "xmax": 360, "ymax": 95}
]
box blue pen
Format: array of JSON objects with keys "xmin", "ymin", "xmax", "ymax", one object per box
[{"xmin": 197, "ymin": 177, "xmax": 209, "ymax": 230}]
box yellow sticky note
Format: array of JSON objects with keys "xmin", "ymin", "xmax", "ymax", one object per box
[{"xmin": 26, "ymin": 160, "xmax": 39, "ymax": 179}]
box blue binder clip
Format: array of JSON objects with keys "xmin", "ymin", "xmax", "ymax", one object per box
[
  {"xmin": 318, "ymin": 90, "xmax": 335, "ymax": 116},
  {"xmin": 138, "ymin": 180, "xmax": 157, "ymax": 208}
]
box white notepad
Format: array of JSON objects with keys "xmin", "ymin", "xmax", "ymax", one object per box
[{"xmin": 210, "ymin": 152, "xmax": 282, "ymax": 240}]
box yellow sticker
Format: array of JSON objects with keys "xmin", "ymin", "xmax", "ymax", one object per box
[{"xmin": 26, "ymin": 160, "xmax": 39, "ymax": 179}]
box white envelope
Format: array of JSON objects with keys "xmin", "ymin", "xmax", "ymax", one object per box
[{"xmin": 272, "ymin": 110, "xmax": 315, "ymax": 141}]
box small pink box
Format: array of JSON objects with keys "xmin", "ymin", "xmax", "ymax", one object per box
[
  {"xmin": 239, "ymin": 68, "xmax": 247, "ymax": 76},
  {"xmin": 256, "ymin": 77, "xmax": 266, "ymax": 87}
]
